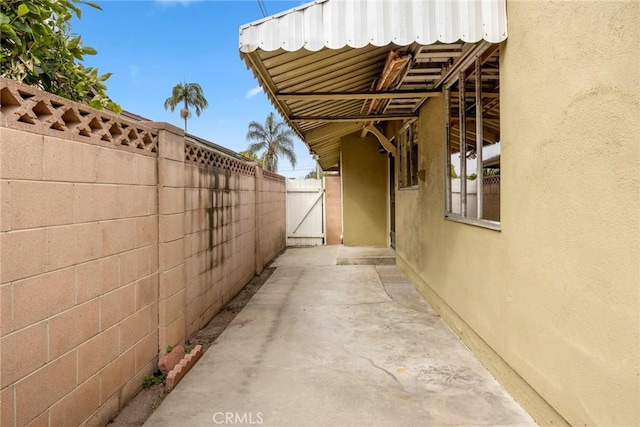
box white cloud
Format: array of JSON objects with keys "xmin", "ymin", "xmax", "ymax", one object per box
[{"xmin": 246, "ymin": 86, "xmax": 263, "ymax": 100}]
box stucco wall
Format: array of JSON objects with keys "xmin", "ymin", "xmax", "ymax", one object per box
[
  {"xmin": 395, "ymin": 2, "xmax": 639, "ymax": 426},
  {"xmin": 324, "ymin": 174, "xmax": 342, "ymax": 245},
  {"xmin": 341, "ymin": 133, "xmax": 388, "ymax": 246}
]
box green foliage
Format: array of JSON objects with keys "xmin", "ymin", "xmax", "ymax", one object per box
[
  {"xmin": 245, "ymin": 112, "xmax": 296, "ymax": 172},
  {"xmin": 166, "ymin": 345, "xmax": 174, "ymax": 353},
  {"xmin": 450, "ymin": 164, "xmax": 458, "ymax": 178},
  {"xmin": 0, "ymin": 0, "xmax": 121, "ymax": 112},
  {"xmin": 239, "ymin": 149, "xmax": 263, "ymax": 163},
  {"xmin": 467, "ymin": 173, "xmax": 477, "ymax": 180},
  {"xmin": 184, "ymin": 344, "xmax": 192, "ymax": 354},
  {"xmin": 142, "ymin": 369, "xmax": 166, "ymax": 388},
  {"xmin": 164, "ymin": 82, "xmax": 208, "ymax": 132},
  {"xmin": 304, "ymin": 169, "xmax": 323, "ymax": 179},
  {"xmin": 483, "ymin": 167, "xmax": 500, "ymax": 176}
]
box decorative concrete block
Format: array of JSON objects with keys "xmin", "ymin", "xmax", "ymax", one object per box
[
  {"xmin": 158, "ymin": 345, "xmax": 185, "ymax": 376},
  {"xmin": 165, "ymin": 345, "xmax": 203, "ymax": 392}
]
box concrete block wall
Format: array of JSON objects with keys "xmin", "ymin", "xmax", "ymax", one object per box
[
  {"xmin": 258, "ymin": 170, "xmax": 287, "ymax": 268},
  {"xmin": 0, "ymin": 78, "xmax": 287, "ymax": 426},
  {"xmin": 0, "ymin": 79, "xmax": 159, "ymax": 427},
  {"xmin": 182, "ymin": 161, "xmax": 257, "ymax": 338}
]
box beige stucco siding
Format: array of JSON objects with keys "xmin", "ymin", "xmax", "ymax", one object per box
[
  {"xmin": 395, "ymin": 1, "xmax": 639, "ymax": 426},
  {"xmin": 341, "ymin": 133, "xmax": 388, "ymax": 246}
]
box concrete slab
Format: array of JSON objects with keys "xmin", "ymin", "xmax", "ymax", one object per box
[
  {"xmin": 271, "ymin": 245, "xmax": 339, "ymax": 267},
  {"xmin": 336, "ymin": 246, "xmax": 396, "ymax": 265},
  {"xmin": 145, "ymin": 247, "xmax": 535, "ymax": 427}
]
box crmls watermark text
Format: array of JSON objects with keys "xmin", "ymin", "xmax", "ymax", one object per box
[{"xmin": 212, "ymin": 412, "xmax": 264, "ymax": 425}]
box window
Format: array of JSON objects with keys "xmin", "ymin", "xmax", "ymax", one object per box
[
  {"xmin": 445, "ymin": 46, "xmax": 500, "ymax": 226},
  {"xmin": 398, "ymin": 121, "xmax": 419, "ymax": 189}
]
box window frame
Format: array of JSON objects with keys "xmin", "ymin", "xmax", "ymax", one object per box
[{"xmin": 443, "ymin": 45, "xmax": 501, "ymax": 230}]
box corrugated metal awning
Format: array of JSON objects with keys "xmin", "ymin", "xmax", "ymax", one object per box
[{"xmin": 239, "ymin": 0, "xmax": 507, "ymax": 170}]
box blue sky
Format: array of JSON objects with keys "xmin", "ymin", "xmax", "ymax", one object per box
[{"xmin": 71, "ymin": 0, "xmax": 314, "ymax": 177}]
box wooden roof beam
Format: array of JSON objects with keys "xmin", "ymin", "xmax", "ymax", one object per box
[
  {"xmin": 276, "ymin": 91, "xmax": 440, "ymax": 101},
  {"xmin": 291, "ymin": 114, "xmax": 417, "ymax": 123}
]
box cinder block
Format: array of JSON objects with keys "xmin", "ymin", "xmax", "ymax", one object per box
[
  {"xmin": 159, "ymin": 213, "xmax": 184, "ymax": 243},
  {"xmin": 133, "ymin": 154, "xmax": 158, "ymax": 186},
  {"xmin": 49, "ymin": 299, "xmax": 99, "ymax": 359},
  {"xmin": 84, "ymin": 394, "xmax": 119, "ymax": 427},
  {"xmin": 154, "ymin": 126, "xmax": 185, "ymax": 162},
  {"xmin": 186, "ymin": 188, "xmax": 212, "ymax": 211},
  {"xmin": 158, "ymin": 158, "xmax": 185, "ymax": 187},
  {"xmin": 149, "ymin": 301, "xmax": 159, "ymax": 331},
  {"xmin": 185, "ymin": 298, "xmax": 206, "ymax": 330},
  {"xmin": 0, "ymin": 181, "xmax": 9, "ymax": 232},
  {"xmin": 15, "ymin": 351, "xmax": 77, "ymax": 426},
  {"xmin": 159, "ymin": 264, "xmax": 184, "ymax": 298},
  {"xmin": 135, "ymin": 273, "xmax": 158, "ymax": 311},
  {"xmin": 159, "ymin": 239, "xmax": 184, "ymax": 271},
  {"xmin": 119, "ymin": 247, "xmax": 151, "ymax": 286},
  {"xmin": 184, "ymin": 274, "xmax": 204, "ymax": 304},
  {"xmin": 100, "ymin": 348, "xmax": 135, "ymax": 401},
  {"xmin": 96, "ymin": 147, "xmax": 135, "ymax": 184},
  {"xmin": 158, "ymin": 187, "xmax": 184, "ymax": 215},
  {"xmin": 183, "ymin": 164, "xmax": 197, "ymax": 188},
  {"xmin": 49, "ymin": 375, "xmax": 100, "ymax": 427},
  {"xmin": 0, "ymin": 128, "xmax": 44, "ymax": 180},
  {"xmin": 1, "ymin": 283, "xmax": 12, "ymax": 336},
  {"xmin": 147, "ymin": 186, "xmax": 158, "ymax": 216},
  {"xmin": 12, "ymin": 267, "xmax": 75, "ymax": 330},
  {"xmin": 119, "ymin": 307, "xmax": 150, "ymax": 351},
  {"xmin": 1, "ymin": 181, "xmax": 73, "ymax": 230},
  {"xmin": 159, "ymin": 313, "xmax": 185, "ymax": 353},
  {"xmin": 1, "ymin": 322, "xmax": 48, "ymax": 388},
  {"xmin": 159, "ymin": 289, "xmax": 185, "ymax": 327},
  {"xmin": 74, "ymin": 183, "xmax": 119, "ymax": 223},
  {"xmin": 149, "ymin": 243, "xmax": 159, "ymax": 273},
  {"xmin": 77, "ymin": 325, "xmax": 120, "ymax": 383},
  {"xmin": 118, "ymin": 185, "xmax": 153, "ymax": 218},
  {"xmin": 120, "ymin": 363, "xmax": 149, "ymax": 408},
  {"xmin": 76, "ymin": 256, "xmax": 119, "ymax": 304},
  {"xmin": 134, "ymin": 330, "xmax": 158, "ymax": 373},
  {"xmin": 23, "ymin": 410, "xmax": 48, "ymax": 427},
  {"xmin": 100, "ymin": 284, "xmax": 136, "ymax": 330},
  {"xmin": 46, "ymin": 223, "xmax": 101, "ymax": 271},
  {"xmin": 100, "ymin": 218, "xmax": 136, "ymax": 257},
  {"xmin": 183, "ymin": 233, "xmax": 195, "ymax": 258},
  {"xmin": 44, "ymin": 136, "xmax": 97, "ymax": 183},
  {"xmin": 1, "ymin": 229, "xmax": 47, "ymax": 283},
  {"xmin": 1, "ymin": 386, "xmax": 15, "ymax": 427},
  {"xmin": 135, "ymin": 216, "xmax": 158, "ymax": 248}
]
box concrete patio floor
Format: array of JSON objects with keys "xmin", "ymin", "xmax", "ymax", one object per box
[{"xmin": 145, "ymin": 246, "xmax": 535, "ymax": 426}]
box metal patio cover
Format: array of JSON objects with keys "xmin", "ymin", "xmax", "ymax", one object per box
[{"xmin": 239, "ymin": 0, "xmax": 507, "ymax": 170}]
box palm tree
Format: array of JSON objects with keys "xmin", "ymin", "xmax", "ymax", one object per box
[
  {"xmin": 163, "ymin": 82, "xmax": 208, "ymax": 132},
  {"xmin": 246, "ymin": 112, "xmax": 296, "ymax": 172}
]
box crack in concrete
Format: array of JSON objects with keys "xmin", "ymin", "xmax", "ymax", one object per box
[{"xmin": 342, "ymin": 345, "xmax": 407, "ymax": 393}]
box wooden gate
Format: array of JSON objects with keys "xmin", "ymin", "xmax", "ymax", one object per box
[{"xmin": 286, "ymin": 178, "xmax": 325, "ymax": 246}]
